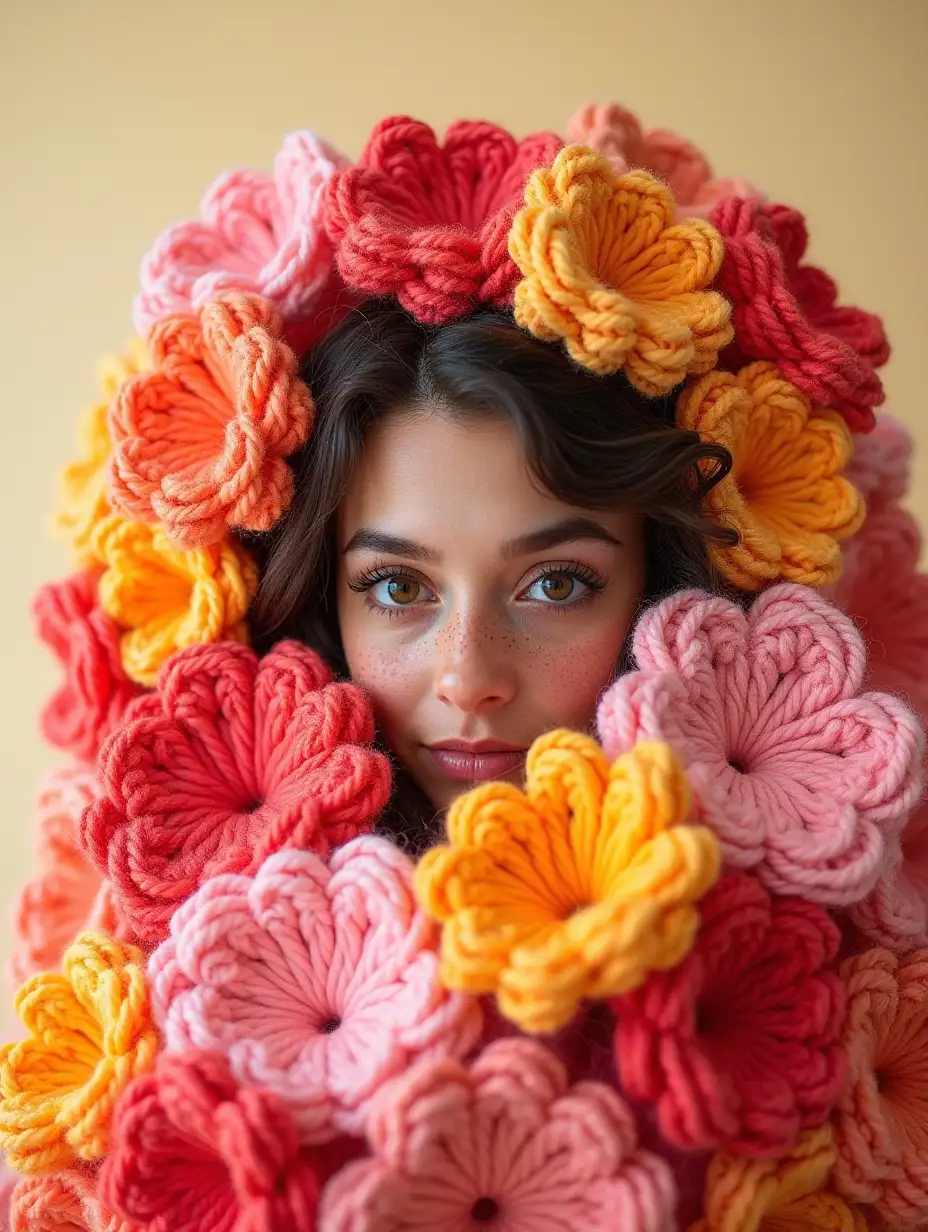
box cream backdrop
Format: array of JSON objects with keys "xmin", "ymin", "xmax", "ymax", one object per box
[{"xmin": 1, "ymin": 0, "xmax": 925, "ymax": 1016}]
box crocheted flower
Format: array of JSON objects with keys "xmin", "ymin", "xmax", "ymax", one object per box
[
  {"xmin": 11, "ymin": 1170, "xmax": 127, "ymax": 1232},
  {"xmin": 848, "ymin": 799, "xmax": 928, "ymax": 953},
  {"xmin": 319, "ymin": 1037, "xmax": 676, "ymax": 1232},
  {"xmin": 91, "ymin": 514, "xmax": 258, "ymax": 686},
  {"xmin": 689, "ymin": 1126, "xmax": 867, "ymax": 1232},
  {"xmin": 845, "ymin": 413, "xmax": 913, "ymax": 513},
  {"xmin": 567, "ymin": 102, "xmax": 757, "ymax": 217},
  {"xmin": 597, "ymin": 586, "xmax": 924, "ymax": 904},
  {"xmin": 832, "ymin": 948, "xmax": 928, "ymax": 1227},
  {"xmin": 509, "ymin": 148, "xmax": 733, "ymax": 392},
  {"xmin": 322, "ymin": 115, "xmax": 562, "ymax": 324},
  {"xmin": 415, "ymin": 731, "xmax": 720, "ymax": 1034},
  {"xmin": 614, "ymin": 872, "xmax": 846, "ymax": 1157},
  {"xmin": 100, "ymin": 1051, "xmax": 333, "ymax": 1232},
  {"xmin": 82, "ymin": 640, "xmax": 391, "ymax": 946},
  {"xmin": 0, "ymin": 933, "xmax": 156, "ymax": 1173},
  {"xmin": 109, "ymin": 293, "xmax": 313, "ymax": 548},
  {"xmin": 134, "ymin": 130, "xmax": 347, "ymax": 337},
  {"xmin": 711, "ymin": 196, "xmax": 885, "ymax": 431},
  {"xmin": 54, "ymin": 340, "xmax": 149, "ymax": 571},
  {"xmin": 150, "ymin": 838, "xmax": 481, "ymax": 1142},
  {"xmin": 32, "ymin": 572, "xmax": 144, "ymax": 763},
  {"xmin": 677, "ymin": 362, "xmax": 863, "ymax": 590}
]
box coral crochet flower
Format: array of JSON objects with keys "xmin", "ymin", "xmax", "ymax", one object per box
[
  {"xmin": 150, "ymin": 838, "xmax": 481, "ymax": 1141},
  {"xmin": 414, "ymin": 731, "xmax": 720, "ymax": 1035},
  {"xmin": 845, "ymin": 413, "xmax": 913, "ymax": 513},
  {"xmin": 323, "ymin": 115, "xmax": 562, "ymax": 324},
  {"xmin": 91, "ymin": 513, "xmax": 257, "ymax": 687},
  {"xmin": 848, "ymin": 798, "xmax": 928, "ymax": 954},
  {"xmin": 81, "ymin": 640, "xmax": 391, "ymax": 946},
  {"xmin": 831, "ymin": 948, "xmax": 928, "ymax": 1228},
  {"xmin": 319, "ymin": 1037, "xmax": 676, "ymax": 1232},
  {"xmin": 109, "ymin": 293, "xmax": 313, "ymax": 548},
  {"xmin": 11, "ymin": 1169, "xmax": 127, "ymax": 1232},
  {"xmin": 0, "ymin": 933, "xmax": 156, "ymax": 1174},
  {"xmin": 597, "ymin": 585, "xmax": 924, "ymax": 904},
  {"xmin": 134, "ymin": 130, "xmax": 347, "ymax": 336},
  {"xmin": 677, "ymin": 362, "xmax": 863, "ymax": 590},
  {"xmin": 32, "ymin": 572, "xmax": 144, "ymax": 763},
  {"xmin": 509, "ymin": 148, "xmax": 733, "ymax": 392},
  {"xmin": 614, "ymin": 872, "xmax": 846, "ymax": 1157}
]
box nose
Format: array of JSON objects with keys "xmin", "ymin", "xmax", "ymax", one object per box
[{"xmin": 433, "ymin": 613, "xmax": 517, "ymax": 714}]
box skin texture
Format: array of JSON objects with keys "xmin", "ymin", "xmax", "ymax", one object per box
[{"xmin": 337, "ymin": 407, "xmax": 646, "ymax": 811}]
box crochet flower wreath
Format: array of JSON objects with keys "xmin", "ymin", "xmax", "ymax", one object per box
[{"xmin": 7, "ymin": 100, "xmax": 927, "ymax": 1232}]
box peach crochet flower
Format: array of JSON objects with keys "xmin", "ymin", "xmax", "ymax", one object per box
[
  {"xmin": 414, "ymin": 732, "xmax": 720, "ymax": 1035},
  {"xmin": 149, "ymin": 839, "xmax": 482, "ymax": 1142},
  {"xmin": 91, "ymin": 513, "xmax": 257, "ymax": 686},
  {"xmin": 845, "ymin": 414, "xmax": 913, "ymax": 513},
  {"xmin": 0, "ymin": 933, "xmax": 157, "ymax": 1173},
  {"xmin": 109, "ymin": 293, "xmax": 313, "ymax": 548},
  {"xmin": 597, "ymin": 586, "xmax": 924, "ymax": 905},
  {"xmin": 508, "ymin": 147, "xmax": 733, "ymax": 392},
  {"xmin": 319, "ymin": 1038, "xmax": 676, "ymax": 1232},
  {"xmin": 10, "ymin": 1169, "xmax": 128, "ymax": 1232},
  {"xmin": 677, "ymin": 362, "xmax": 864, "ymax": 590},
  {"xmin": 832, "ymin": 948, "xmax": 928, "ymax": 1228}
]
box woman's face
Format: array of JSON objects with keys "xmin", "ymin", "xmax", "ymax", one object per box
[{"xmin": 336, "ymin": 407, "xmax": 646, "ymax": 811}]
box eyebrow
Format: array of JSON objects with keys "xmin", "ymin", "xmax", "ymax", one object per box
[{"xmin": 342, "ymin": 516, "xmax": 624, "ymax": 564}]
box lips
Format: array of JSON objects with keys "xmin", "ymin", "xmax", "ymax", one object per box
[{"xmin": 424, "ymin": 740, "xmax": 528, "ymax": 783}]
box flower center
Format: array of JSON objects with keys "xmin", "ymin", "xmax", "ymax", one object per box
[
  {"xmin": 319, "ymin": 1016, "xmax": 342, "ymax": 1034},
  {"xmin": 472, "ymin": 1197, "xmax": 499, "ymax": 1223}
]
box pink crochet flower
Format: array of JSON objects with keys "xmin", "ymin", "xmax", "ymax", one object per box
[
  {"xmin": 319, "ymin": 1037, "xmax": 676, "ymax": 1231},
  {"xmin": 597, "ymin": 585, "xmax": 924, "ymax": 905},
  {"xmin": 567, "ymin": 102, "xmax": 756, "ymax": 217},
  {"xmin": 845, "ymin": 413, "xmax": 913, "ymax": 513},
  {"xmin": 33, "ymin": 572, "xmax": 143, "ymax": 763},
  {"xmin": 134, "ymin": 130, "xmax": 348, "ymax": 341},
  {"xmin": 613, "ymin": 872, "xmax": 846, "ymax": 1158},
  {"xmin": 149, "ymin": 838, "xmax": 482, "ymax": 1143},
  {"xmin": 848, "ymin": 798, "xmax": 928, "ymax": 954},
  {"xmin": 81, "ymin": 640, "xmax": 391, "ymax": 945}
]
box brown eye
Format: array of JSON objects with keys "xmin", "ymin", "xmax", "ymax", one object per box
[
  {"xmin": 539, "ymin": 573, "xmax": 575, "ymax": 601},
  {"xmin": 386, "ymin": 576, "xmax": 420, "ymax": 605}
]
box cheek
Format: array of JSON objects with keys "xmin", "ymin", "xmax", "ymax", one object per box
[
  {"xmin": 341, "ymin": 638, "xmax": 427, "ymax": 749},
  {"xmin": 522, "ymin": 619, "xmax": 628, "ymax": 731}
]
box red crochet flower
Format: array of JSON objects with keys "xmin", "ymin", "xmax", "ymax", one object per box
[
  {"xmin": 80, "ymin": 640, "xmax": 391, "ymax": 945},
  {"xmin": 613, "ymin": 872, "xmax": 846, "ymax": 1158},
  {"xmin": 322, "ymin": 115, "xmax": 562, "ymax": 324},
  {"xmin": 711, "ymin": 195, "xmax": 886, "ymax": 432},
  {"xmin": 33, "ymin": 572, "xmax": 144, "ymax": 763}
]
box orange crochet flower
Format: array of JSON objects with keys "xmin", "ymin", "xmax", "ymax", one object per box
[
  {"xmin": 0, "ymin": 933, "xmax": 157, "ymax": 1174},
  {"xmin": 508, "ymin": 147, "xmax": 733, "ymax": 393},
  {"xmin": 11, "ymin": 1168, "xmax": 129, "ymax": 1231},
  {"xmin": 91, "ymin": 514, "xmax": 257, "ymax": 686},
  {"xmin": 108, "ymin": 292, "xmax": 313, "ymax": 548},
  {"xmin": 414, "ymin": 732, "xmax": 720, "ymax": 1035},
  {"xmin": 677, "ymin": 362, "xmax": 864, "ymax": 590}
]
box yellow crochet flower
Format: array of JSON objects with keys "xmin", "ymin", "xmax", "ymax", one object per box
[
  {"xmin": 508, "ymin": 147, "xmax": 733, "ymax": 393},
  {"xmin": 54, "ymin": 340, "xmax": 149, "ymax": 569},
  {"xmin": 688, "ymin": 1127, "xmax": 868, "ymax": 1232},
  {"xmin": 0, "ymin": 932, "xmax": 157, "ymax": 1174},
  {"xmin": 414, "ymin": 732, "xmax": 720, "ymax": 1034},
  {"xmin": 677, "ymin": 362, "xmax": 864, "ymax": 591},
  {"xmin": 92, "ymin": 514, "xmax": 258, "ymax": 686}
]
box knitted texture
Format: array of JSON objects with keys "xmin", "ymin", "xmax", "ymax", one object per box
[
  {"xmin": 10, "ymin": 1170, "xmax": 126, "ymax": 1232},
  {"xmin": 91, "ymin": 514, "xmax": 257, "ymax": 686},
  {"xmin": 0, "ymin": 934, "xmax": 156, "ymax": 1174},
  {"xmin": 845, "ymin": 413, "xmax": 913, "ymax": 513},
  {"xmin": 322, "ymin": 115, "xmax": 562, "ymax": 324},
  {"xmin": 32, "ymin": 572, "xmax": 143, "ymax": 763},
  {"xmin": 597, "ymin": 586, "xmax": 925, "ymax": 904},
  {"xmin": 613, "ymin": 872, "xmax": 846, "ymax": 1157},
  {"xmin": 509, "ymin": 149, "xmax": 733, "ymax": 392},
  {"xmin": 149, "ymin": 839, "xmax": 482, "ymax": 1142},
  {"xmin": 831, "ymin": 948, "xmax": 928, "ymax": 1227},
  {"xmin": 415, "ymin": 732, "xmax": 721, "ymax": 1034},
  {"xmin": 80, "ymin": 640, "xmax": 391, "ymax": 946},
  {"xmin": 677, "ymin": 363, "xmax": 863, "ymax": 590},
  {"xmin": 109, "ymin": 293, "xmax": 313, "ymax": 548},
  {"xmin": 319, "ymin": 1037, "xmax": 677, "ymax": 1232}
]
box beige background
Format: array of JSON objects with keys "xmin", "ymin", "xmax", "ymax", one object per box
[{"xmin": 1, "ymin": 0, "xmax": 925, "ymax": 1015}]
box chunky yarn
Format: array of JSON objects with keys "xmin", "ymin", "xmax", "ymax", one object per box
[
  {"xmin": 415, "ymin": 732, "xmax": 720, "ymax": 1035},
  {"xmin": 10, "ymin": 1169, "xmax": 127, "ymax": 1232},
  {"xmin": 509, "ymin": 149, "xmax": 733, "ymax": 392},
  {"xmin": 597, "ymin": 585, "xmax": 924, "ymax": 905},
  {"xmin": 847, "ymin": 798, "xmax": 928, "ymax": 954},
  {"xmin": 0, "ymin": 934, "xmax": 156, "ymax": 1174},
  {"xmin": 322, "ymin": 115, "xmax": 562, "ymax": 324},
  {"xmin": 677, "ymin": 363, "xmax": 863, "ymax": 590},
  {"xmin": 109, "ymin": 293, "xmax": 313, "ymax": 547},
  {"xmin": 319, "ymin": 1037, "xmax": 677, "ymax": 1232},
  {"xmin": 614, "ymin": 872, "xmax": 846, "ymax": 1157},
  {"xmin": 845, "ymin": 413, "xmax": 913, "ymax": 513}
]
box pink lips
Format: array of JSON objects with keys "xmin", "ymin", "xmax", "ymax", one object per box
[{"xmin": 424, "ymin": 740, "xmax": 528, "ymax": 783}]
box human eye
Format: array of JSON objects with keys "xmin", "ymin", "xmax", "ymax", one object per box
[
  {"xmin": 347, "ymin": 561, "xmax": 438, "ymax": 619},
  {"xmin": 516, "ymin": 561, "xmax": 608, "ymax": 612}
]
